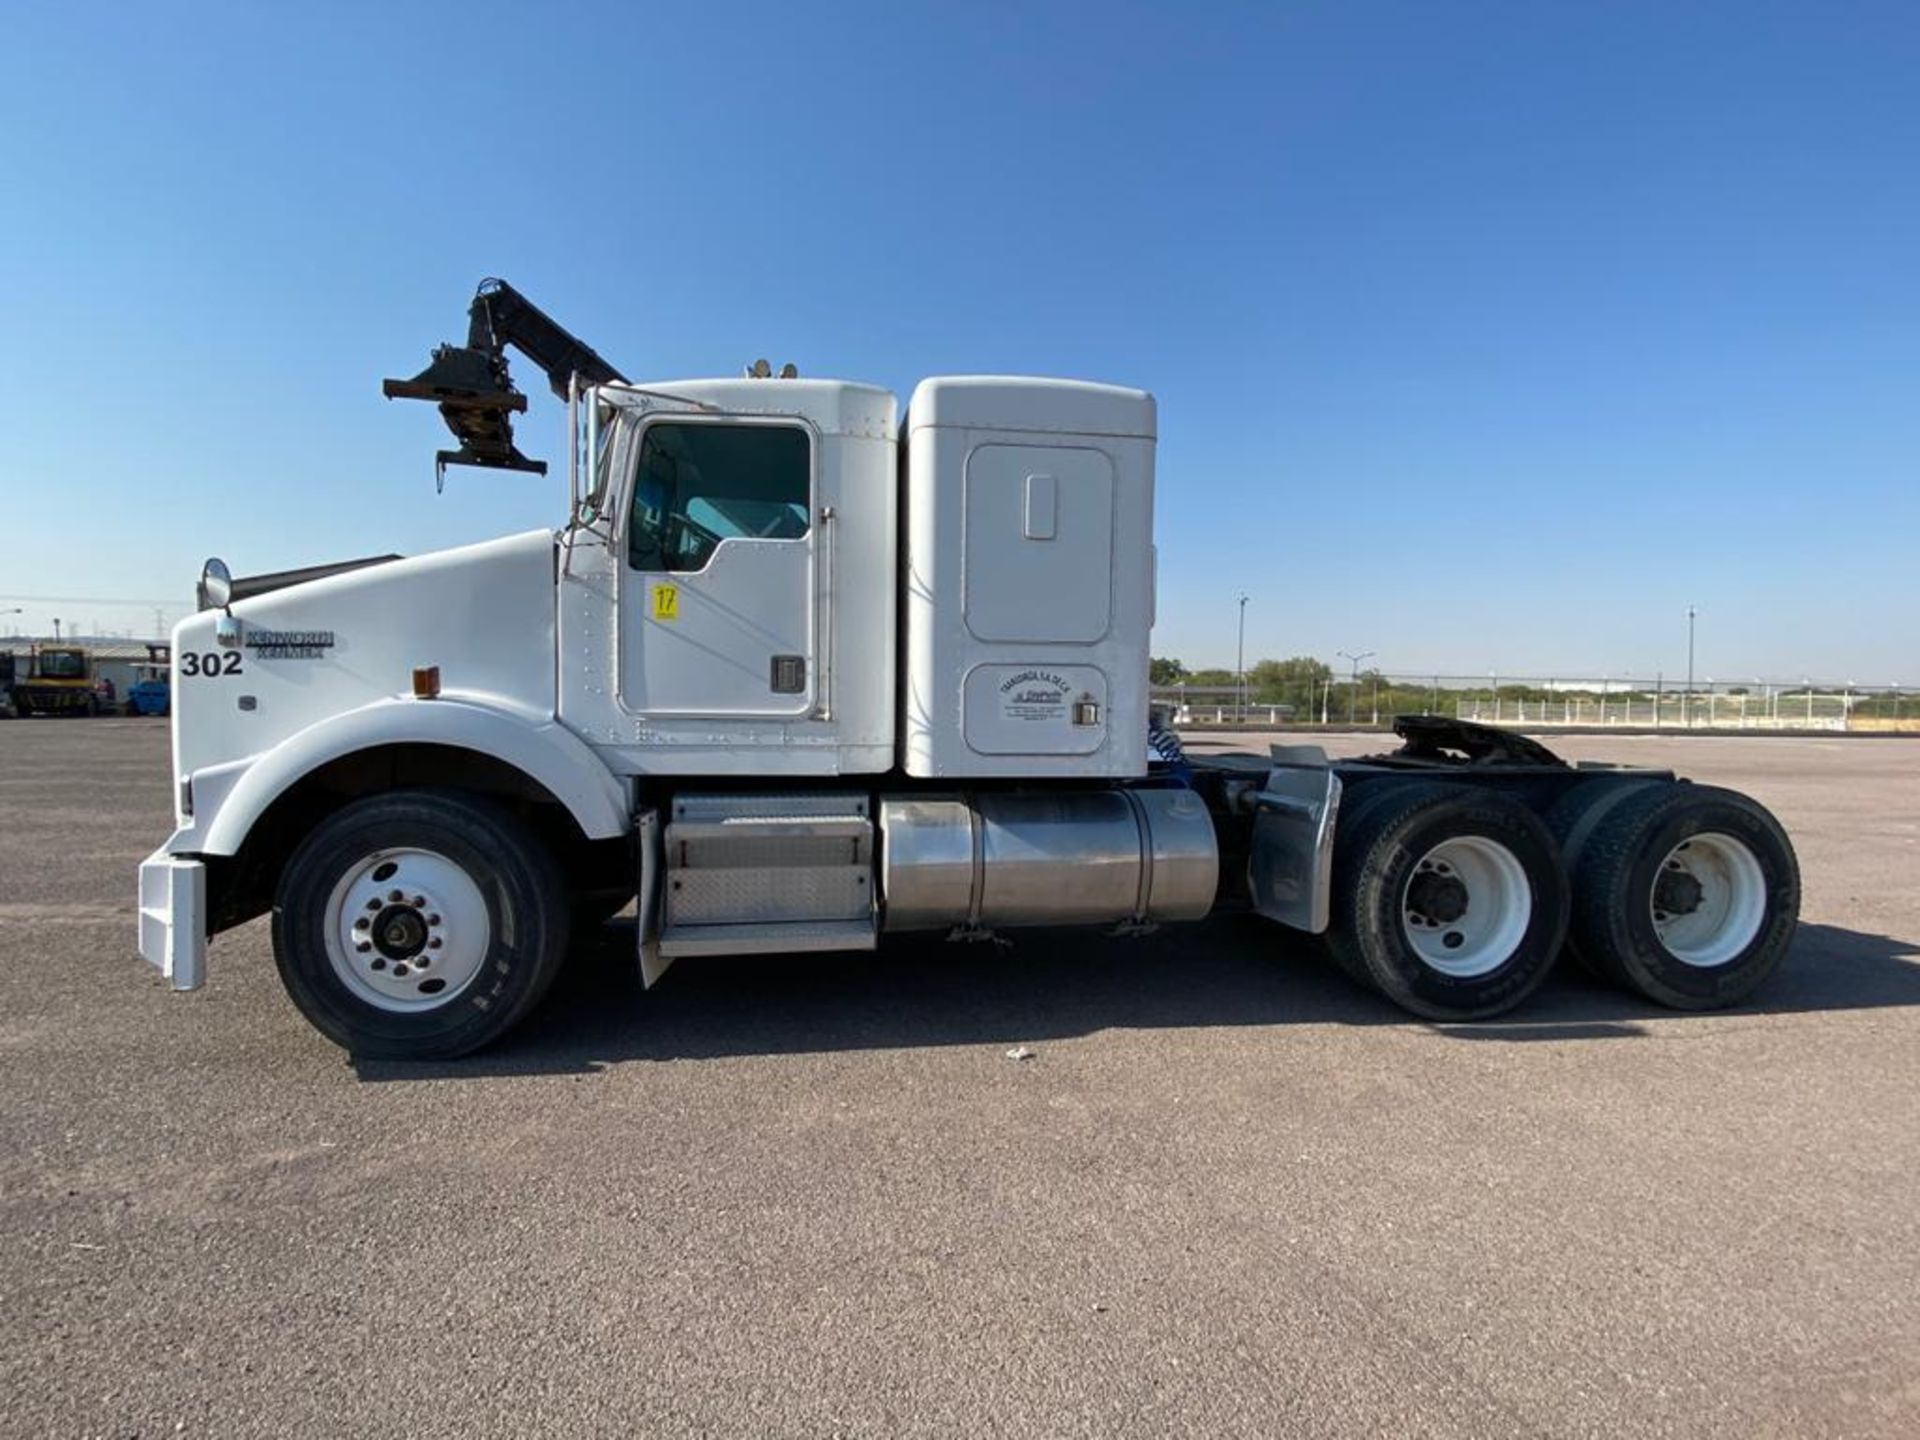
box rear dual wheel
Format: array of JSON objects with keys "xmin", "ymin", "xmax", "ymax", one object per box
[
  {"xmin": 1326, "ymin": 782, "xmax": 1569, "ymax": 1021},
  {"xmin": 1552, "ymin": 782, "xmax": 1798, "ymax": 1009}
]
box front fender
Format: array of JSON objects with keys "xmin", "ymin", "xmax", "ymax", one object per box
[{"xmin": 194, "ymin": 697, "xmax": 630, "ymax": 857}]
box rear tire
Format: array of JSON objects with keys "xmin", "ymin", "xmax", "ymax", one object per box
[
  {"xmin": 1545, "ymin": 776, "xmax": 1666, "ymax": 974},
  {"xmin": 272, "ymin": 790, "xmax": 570, "ymax": 1060},
  {"xmin": 1313, "ymin": 780, "xmax": 1413, "ymax": 985},
  {"xmin": 1326, "ymin": 782, "xmax": 1569, "ymax": 1021},
  {"xmin": 1563, "ymin": 783, "xmax": 1798, "ymax": 1010}
]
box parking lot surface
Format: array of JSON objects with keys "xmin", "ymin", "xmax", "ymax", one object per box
[{"xmin": 3, "ymin": 720, "xmax": 1917, "ymax": 1437}]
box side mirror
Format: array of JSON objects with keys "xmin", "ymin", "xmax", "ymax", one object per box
[{"xmin": 199, "ymin": 558, "xmax": 233, "ymax": 613}]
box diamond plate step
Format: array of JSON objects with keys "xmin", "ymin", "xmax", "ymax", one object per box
[
  {"xmin": 660, "ymin": 790, "xmax": 877, "ymax": 932},
  {"xmin": 658, "ymin": 918, "xmax": 878, "ymax": 958}
]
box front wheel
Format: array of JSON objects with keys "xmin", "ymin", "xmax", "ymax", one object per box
[
  {"xmin": 1326, "ymin": 782, "xmax": 1570, "ymax": 1021},
  {"xmin": 272, "ymin": 791, "xmax": 570, "ymax": 1059}
]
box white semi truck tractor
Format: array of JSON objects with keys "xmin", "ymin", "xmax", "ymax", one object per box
[{"xmin": 136, "ymin": 281, "xmax": 1801, "ymax": 1059}]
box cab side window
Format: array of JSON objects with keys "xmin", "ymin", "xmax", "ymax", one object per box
[{"xmin": 627, "ymin": 422, "xmax": 811, "ymax": 573}]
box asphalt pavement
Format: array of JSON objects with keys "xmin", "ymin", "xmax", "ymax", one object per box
[{"xmin": 3, "ymin": 720, "xmax": 1917, "ymax": 1437}]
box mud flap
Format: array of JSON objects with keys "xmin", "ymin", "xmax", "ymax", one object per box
[
  {"xmin": 1248, "ymin": 748, "xmax": 1343, "ymax": 934},
  {"xmin": 634, "ymin": 807, "xmax": 672, "ymax": 988}
]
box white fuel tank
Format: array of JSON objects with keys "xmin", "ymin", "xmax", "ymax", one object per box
[{"xmin": 902, "ymin": 377, "xmax": 1156, "ymax": 779}]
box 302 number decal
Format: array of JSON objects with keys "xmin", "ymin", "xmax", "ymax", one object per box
[{"xmin": 179, "ymin": 651, "xmax": 243, "ymax": 678}]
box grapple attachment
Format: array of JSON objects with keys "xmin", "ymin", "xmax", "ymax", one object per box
[
  {"xmin": 383, "ymin": 342, "xmax": 543, "ymax": 480},
  {"xmin": 382, "ymin": 279, "xmax": 625, "ymax": 485}
]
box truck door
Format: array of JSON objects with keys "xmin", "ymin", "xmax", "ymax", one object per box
[{"xmin": 619, "ymin": 415, "xmax": 816, "ymax": 718}]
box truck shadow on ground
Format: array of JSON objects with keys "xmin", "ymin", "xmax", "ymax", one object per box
[{"xmin": 351, "ymin": 918, "xmax": 1920, "ymax": 1081}]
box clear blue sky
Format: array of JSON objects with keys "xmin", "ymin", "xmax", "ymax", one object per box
[{"xmin": 3, "ymin": 0, "xmax": 1914, "ymax": 682}]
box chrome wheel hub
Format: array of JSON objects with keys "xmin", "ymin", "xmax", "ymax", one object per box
[
  {"xmin": 323, "ymin": 848, "xmax": 490, "ymax": 1011},
  {"xmin": 1401, "ymin": 835, "xmax": 1533, "ymax": 979},
  {"xmin": 1651, "ymin": 832, "xmax": 1766, "ymax": 968}
]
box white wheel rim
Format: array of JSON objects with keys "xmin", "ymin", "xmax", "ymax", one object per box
[
  {"xmin": 322, "ymin": 847, "xmax": 491, "ymax": 1012},
  {"xmin": 1650, "ymin": 831, "xmax": 1766, "ymax": 968},
  {"xmin": 1401, "ymin": 835, "xmax": 1534, "ymax": 978}
]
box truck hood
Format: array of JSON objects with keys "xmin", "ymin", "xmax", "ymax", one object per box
[{"xmin": 172, "ymin": 529, "xmax": 559, "ymax": 786}]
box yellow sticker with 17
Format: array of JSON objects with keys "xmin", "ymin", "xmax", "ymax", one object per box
[{"xmin": 650, "ymin": 583, "xmax": 679, "ymax": 621}]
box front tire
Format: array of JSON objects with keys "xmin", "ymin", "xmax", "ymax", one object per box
[
  {"xmin": 272, "ymin": 791, "xmax": 570, "ymax": 1059},
  {"xmin": 1326, "ymin": 782, "xmax": 1570, "ymax": 1021}
]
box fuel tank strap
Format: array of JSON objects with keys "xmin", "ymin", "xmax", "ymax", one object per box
[{"xmin": 1119, "ymin": 788, "xmax": 1154, "ymax": 924}]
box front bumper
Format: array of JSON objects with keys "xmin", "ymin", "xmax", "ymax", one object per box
[{"xmin": 138, "ymin": 846, "xmax": 207, "ymax": 990}]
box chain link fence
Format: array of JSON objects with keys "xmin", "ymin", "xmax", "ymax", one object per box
[{"xmin": 1156, "ymin": 676, "xmax": 1920, "ymax": 734}]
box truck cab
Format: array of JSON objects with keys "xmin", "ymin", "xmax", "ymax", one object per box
[
  {"xmin": 554, "ymin": 375, "xmax": 1155, "ymax": 782},
  {"xmin": 558, "ymin": 378, "xmax": 901, "ymax": 776}
]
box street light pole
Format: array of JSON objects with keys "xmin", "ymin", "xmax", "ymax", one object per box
[
  {"xmin": 1235, "ymin": 592, "xmax": 1249, "ymax": 724},
  {"xmin": 1337, "ymin": 650, "xmax": 1374, "ymax": 727},
  {"xmin": 1685, "ymin": 605, "xmax": 1697, "ymax": 728}
]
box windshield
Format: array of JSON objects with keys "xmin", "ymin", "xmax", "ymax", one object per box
[{"xmin": 36, "ymin": 650, "xmax": 85, "ymax": 679}]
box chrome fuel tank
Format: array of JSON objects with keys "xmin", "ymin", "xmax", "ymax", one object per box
[{"xmin": 879, "ymin": 788, "xmax": 1217, "ymax": 931}]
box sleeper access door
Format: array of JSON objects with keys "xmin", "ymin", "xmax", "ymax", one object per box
[{"xmin": 620, "ymin": 414, "xmax": 816, "ymax": 718}]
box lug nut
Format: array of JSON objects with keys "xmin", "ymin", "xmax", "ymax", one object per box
[
  {"xmin": 428, "ymin": 937, "xmax": 443, "ymax": 949},
  {"xmin": 393, "ymin": 964, "xmax": 409, "ymax": 978},
  {"xmin": 427, "ymin": 914, "xmax": 441, "ymax": 927},
  {"xmin": 354, "ymin": 917, "xmax": 370, "ymax": 931},
  {"xmin": 388, "ymin": 889, "xmax": 404, "ymax": 903}
]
